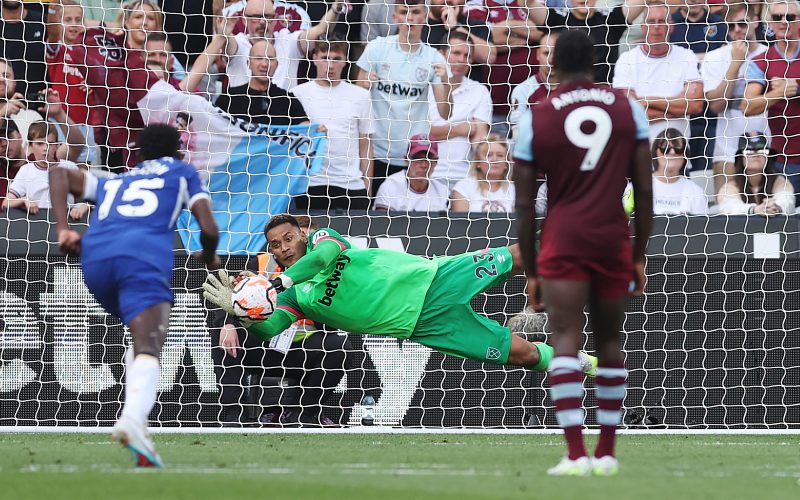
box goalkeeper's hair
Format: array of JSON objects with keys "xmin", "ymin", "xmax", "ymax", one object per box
[
  {"xmin": 265, "ymin": 214, "xmax": 320, "ymax": 237},
  {"xmin": 553, "ymin": 30, "xmax": 595, "ymax": 77},
  {"xmin": 294, "ymin": 215, "xmax": 320, "ymax": 233},
  {"xmin": 136, "ymin": 124, "xmax": 181, "ymax": 161}
]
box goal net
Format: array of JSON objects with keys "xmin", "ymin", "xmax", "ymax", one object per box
[{"xmin": 0, "ymin": 0, "xmax": 798, "ymax": 430}]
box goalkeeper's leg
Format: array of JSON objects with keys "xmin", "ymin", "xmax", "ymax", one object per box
[{"xmin": 112, "ymin": 302, "xmax": 170, "ymax": 468}]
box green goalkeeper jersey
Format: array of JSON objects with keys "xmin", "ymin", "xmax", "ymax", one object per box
[{"xmin": 248, "ymin": 228, "xmax": 438, "ymax": 340}]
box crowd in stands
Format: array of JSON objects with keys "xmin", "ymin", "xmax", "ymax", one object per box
[{"xmin": 1, "ymin": 0, "xmax": 799, "ymax": 219}]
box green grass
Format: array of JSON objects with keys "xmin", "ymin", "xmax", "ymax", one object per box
[{"xmin": 0, "ymin": 433, "xmax": 797, "ymax": 500}]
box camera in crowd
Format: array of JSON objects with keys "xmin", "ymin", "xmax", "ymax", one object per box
[{"xmin": 23, "ymin": 91, "xmax": 47, "ymax": 114}]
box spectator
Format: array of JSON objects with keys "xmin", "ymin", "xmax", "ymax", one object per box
[
  {"xmin": 527, "ymin": 0, "xmax": 647, "ymax": 84},
  {"xmin": 119, "ymin": 0, "xmax": 164, "ymax": 52},
  {"xmin": 292, "ymin": 37, "xmax": 373, "ymax": 211},
  {"xmin": 58, "ymin": 13, "xmax": 161, "ymax": 171},
  {"xmin": 450, "ymin": 135, "xmax": 515, "ymax": 212},
  {"xmin": 41, "ymin": 88, "xmax": 93, "ymax": 165},
  {"xmin": 669, "ymin": 0, "xmax": 728, "ymax": 58},
  {"xmin": 509, "ymin": 29, "xmax": 559, "ymax": 134},
  {"xmin": 0, "ymin": 58, "xmax": 88, "ymax": 166},
  {"xmin": 0, "ymin": 0, "xmax": 46, "ymax": 96},
  {"xmin": 46, "ymin": 1, "xmax": 95, "ymax": 127},
  {"xmin": 357, "ymin": 0, "xmax": 453, "ymax": 195},
  {"xmin": 716, "ymin": 132, "xmax": 795, "ymax": 215},
  {"xmin": 223, "ymin": 0, "xmax": 314, "ymax": 34},
  {"xmin": 613, "ymin": 4, "xmax": 704, "ymax": 142},
  {"xmin": 701, "ymin": 2, "xmax": 768, "ymax": 193},
  {"xmin": 374, "ymin": 133, "xmax": 449, "ymax": 211},
  {"xmin": 0, "ymin": 57, "xmax": 24, "ymax": 122},
  {"xmin": 144, "ymin": 31, "xmax": 185, "ymax": 85},
  {"xmin": 362, "ymin": 0, "xmax": 398, "ymax": 42},
  {"xmin": 669, "ymin": 0, "xmax": 728, "ymax": 175},
  {"xmin": 1, "ymin": 120, "xmax": 89, "ymax": 219},
  {"xmin": 215, "ymin": 39, "xmax": 309, "ymax": 127},
  {"xmin": 743, "ymin": 0, "xmax": 800, "ymax": 201},
  {"xmin": 651, "ymin": 128, "xmax": 708, "ymax": 215},
  {"xmin": 212, "ymin": 215, "xmax": 351, "ymax": 427},
  {"xmin": 428, "ymin": 31, "xmax": 492, "ymax": 190},
  {"xmin": 47, "ymin": 0, "xmax": 85, "ymax": 45},
  {"xmin": 120, "ymin": 1, "xmax": 188, "ymax": 80},
  {"xmin": 481, "ymin": 0, "xmax": 541, "ymax": 134},
  {"xmin": 146, "ymin": 61, "xmax": 170, "ymax": 83},
  {"xmin": 423, "ymin": 0, "xmax": 495, "ymax": 68},
  {"xmin": 187, "ymin": 0, "xmax": 345, "ymax": 92},
  {"xmin": 39, "ymin": 4, "xmax": 101, "ymax": 166},
  {"xmin": 745, "ymin": 0, "xmax": 774, "ymax": 43},
  {"xmin": 0, "ymin": 119, "xmax": 24, "ymax": 201}
]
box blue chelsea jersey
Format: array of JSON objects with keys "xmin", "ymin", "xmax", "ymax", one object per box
[{"xmin": 81, "ymin": 157, "xmax": 209, "ymax": 271}]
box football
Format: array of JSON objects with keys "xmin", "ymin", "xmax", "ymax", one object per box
[{"xmin": 230, "ymin": 275, "xmax": 279, "ymax": 321}]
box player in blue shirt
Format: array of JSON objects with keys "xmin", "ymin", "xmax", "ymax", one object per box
[{"xmin": 49, "ymin": 124, "xmax": 220, "ymax": 468}]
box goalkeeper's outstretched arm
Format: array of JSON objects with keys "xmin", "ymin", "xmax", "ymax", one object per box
[{"xmin": 274, "ymin": 238, "xmax": 344, "ymax": 290}]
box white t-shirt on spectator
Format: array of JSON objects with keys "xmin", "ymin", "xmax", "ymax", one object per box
[
  {"xmin": 701, "ymin": 43, "xmax": 770, "ymax": 164},
  {"xmin": 357, "ymin": 35, "xmax": 450, "ymax": 165},
  {"xmin": 613, "ymin": 45, "xmax": 701, "ymax": 142},
  {"xmin": 374, "ymin": 171, "xmax": 449, "ymax": 212},
  {"xmin": 227, "ymin": 31, "xmax": 303, "ymax": 90},
  {"xmin": 716, "ymin": 177, "xmax": 795, "ymax": 215},
  {"xmin": 292, "ymin": 80, "xmax": 373, "ymax": 191},
  {"xmin": 451, "ymin": 178, "xmax": 515, "ymax": 212},
  {"xmin": 428, "ymin": 78, "xmax": 492, "ymax": 185},
  {"xmin": 7, "ymin": 160, "xmax": 78, "ymax": 208},
  {"xmin": 652, "ymin": 176, "xmax": 708, "ymax": 215}
]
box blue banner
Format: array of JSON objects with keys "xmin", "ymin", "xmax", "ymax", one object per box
[{"xmin": 177, "ymin": 124, "xmax": 325, "ymax": 254}]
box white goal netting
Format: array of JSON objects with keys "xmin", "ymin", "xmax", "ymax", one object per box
[{"xmin": 0, "ymin": 0, "xmax": 798, "ymax": 429}]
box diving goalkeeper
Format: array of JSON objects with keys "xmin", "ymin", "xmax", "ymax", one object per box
[{"xmin": 204, "ymin": 214, "xmax": 596, "ymax": 374}]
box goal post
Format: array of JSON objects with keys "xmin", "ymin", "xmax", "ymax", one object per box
[
  {"xmin": 1, "ymin": 213, "xmax": 798, "ymax": 429},
  {"xmin": 0, "ymin": 0, "xmax": 798, "ymax": 431}
]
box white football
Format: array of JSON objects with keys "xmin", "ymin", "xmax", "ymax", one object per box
[{"xmin": 230, "ymin": 275, "xmax": 278, "ymax": 321}]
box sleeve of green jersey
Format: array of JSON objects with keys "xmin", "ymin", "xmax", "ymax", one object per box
[
  {"xmin": 281, "ymin": 228, "xmax": 351, "ymax": 285},
  {"xmin": 246, "ymin": 288, "xmax": 301, "ymax": 340},
  {"xmin": 307, "ymin": 228, "xmax": 350, "ymax": 252}
]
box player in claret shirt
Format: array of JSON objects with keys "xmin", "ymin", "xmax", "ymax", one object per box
[
  {"xmin": 513, "ymin": 30, "xmax": 653, "ymax": 476},
  {"xmin": 49, "ymin": 124, "xmax": 220, "ymax": 468},
  {"xmin": 203, "ymin": 214, "xmax": 600, "ymax": 382}
]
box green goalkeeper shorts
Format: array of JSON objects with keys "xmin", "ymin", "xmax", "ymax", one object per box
[{"xmin": 410, "ymin": 247, "xmax": 514, "ymax": 364}]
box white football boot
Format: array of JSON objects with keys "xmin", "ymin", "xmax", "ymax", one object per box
[
  {"xmin": 578, "ymin": 351, "xmax": 598, "ymax": 377},
  {"xmin": 112, "ymin": 416, "xmax": 164, "ymax": 468},
  {"xmin": 591, "ymin": 456, "xmax": 620, "ymax": 476},
  {"xmin": 546, "ymin": 456, "xmax": 592, "ymax": 476}
]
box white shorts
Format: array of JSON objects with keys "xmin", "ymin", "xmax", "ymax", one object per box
[{"xmin": 713, "ymin": 111, "xmax": 770, "ymax": 165}]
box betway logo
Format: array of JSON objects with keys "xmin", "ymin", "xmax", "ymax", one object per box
[
  {"xmin": 317, "ymin": 254, "xmax": 351, "ymax": 306},
  {"xmin": 376, "ymin": 81, "xmax": 425, "ymax": 98}
]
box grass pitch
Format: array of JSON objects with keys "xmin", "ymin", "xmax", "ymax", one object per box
[{"xmin": 0, "ymin": 433, "xmax": 797, "ymax": 500}]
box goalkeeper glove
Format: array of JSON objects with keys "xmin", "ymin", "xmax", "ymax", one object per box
[{"xmin": 202, "ymin": 269, "xmax": 235, "ymax": 315}]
